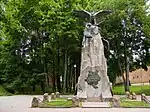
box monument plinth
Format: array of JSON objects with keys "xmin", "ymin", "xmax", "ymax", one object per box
[{"xmin": 74, "ymin": 10, "xmax": 112, "ymax": 101}]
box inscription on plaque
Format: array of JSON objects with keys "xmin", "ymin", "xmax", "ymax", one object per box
[{"xmin": 85, "ymin": 71, "xmax": 101, "ymax": 89}]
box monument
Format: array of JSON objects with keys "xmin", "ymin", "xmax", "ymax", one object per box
[{"xmin": 74, "ymin": 10, "xmax": 112, "ymax": 101}]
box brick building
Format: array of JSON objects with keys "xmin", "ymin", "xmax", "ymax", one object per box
[
  {"xmin": 115, "ymin": 66, "xmax": 150, "ymax": 84},
  {"xmin": 129, "ymin": 66, "xmax": 150, "ymax": 83}
]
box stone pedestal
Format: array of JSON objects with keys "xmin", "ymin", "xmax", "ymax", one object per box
[{"xmin": 77, "ymin": 24, "xmax": 112, "ymax": 101}]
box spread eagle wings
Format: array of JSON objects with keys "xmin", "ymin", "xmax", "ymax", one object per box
[
  {"xmin": 94, "ymin": 10, "xmax": 112, "ymax": 23},
  {"xmin": 73, "ymin": 10, "xmax": 91, "ymax": 22},
  {"xmin": 73, "ymin": 10, "xmax": 112, "ymax": 23}
]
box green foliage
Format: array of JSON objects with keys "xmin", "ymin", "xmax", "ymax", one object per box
[{"xmin": 0, "ymin": 85, "xmax": 12, "ymax": 96}]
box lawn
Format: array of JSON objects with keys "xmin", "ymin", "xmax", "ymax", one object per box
[
  {"xmin": 113, "ymin": 85, "xmax": 150, "ymax": 95},
  {"xmin": 0, "ymin": 85, "xmax": 12, "ymax": 96},
  {"xmin": 39, "ymin": 98, "xmax": 74, "ymax": 108},
  {"xmin": 120, "ymin": 97, "xmax": 150, "ymax": 107}
]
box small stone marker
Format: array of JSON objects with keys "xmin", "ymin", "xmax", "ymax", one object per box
[
  {"xmin": 43, "ymin": 93, "xmax": 49, "ymax": 102},
  {"xmin": 51, "ymin": 93, "xmax": 55, "ymax": 100},
  {"xmin": 72, "ymin": 96, "xmax": 79, "ymax": 107},
  {"xmin": 56, "ymin": 92, "xmax": 60, "ymax": 98},
  {"xmin": 141, "ymin": 94, "xmax": 150, "ymax": 103},
  {"xmin": 125, "ymin": 91, "xmax": 130, "ymax": 98},
  {"xmin": 112, "ymin": 97, "xmax": 120, "ymax": 108},
  {"xmin": 31, "ymin": 97, "xmax": 40, "ymax": 107},
  {"xmin": 141, "ymin": 94, "xmax": 146, "ymax": 100},
  {"xmin": 125, "ymin": 91, "xmax": 133, "ymax": 99},
  {"xmin": 132, "ymin": 92, "xmax": 137, "ymax": 100}
]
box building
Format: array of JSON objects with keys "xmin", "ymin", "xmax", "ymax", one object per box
[
  {"xmin": 129, "ymin": 66, "xmax": 150, "ymax": 84},
  {"xmin": 115, "ymin": 66, "xmax": 150, "ymax": 84}
]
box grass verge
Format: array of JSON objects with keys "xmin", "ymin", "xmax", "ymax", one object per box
[
  {"xmin": 39, "ymin": 98, "xmax": 73, "ymax": 108},
  {"xmin": 120, "ymin": 97, "xmax": 150, "ymax": 107},
  {"xmin": 0, "ymin": 85, "xmax": 12, "ymax": 96},
  {"xmin": 113, "ymin": 85, "xmax": 150, "ymax": 95}
]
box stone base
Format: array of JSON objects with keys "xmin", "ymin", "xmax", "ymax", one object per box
[
  {"xmin": 103, "ymin": 97, "xmax": 113, "ymax": 102},
  {"xmin": 87, "ymin": 97, "xmax": 103, "ymax": 102},
  {"xmin": 79, "ymin": 96, "xmax": 113, "ymax": 102},
  {"xmin": 79, "ymin": 98, "xmax": 87, "ymax": 102}
]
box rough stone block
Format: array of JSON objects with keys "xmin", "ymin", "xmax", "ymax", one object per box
[
  {"xmin": 77, "ymin": 22, "xmax": 112, "ymax": 99},
  {"xmin": 112, "ymin": 97, "xmax": 120, "ymax": 107},
  {"xmin": 51, "ymin": 93, "xmax": 55, "ymax": 100},
  {"xmin": 141, "ymin": 94, "xmax": 150, "ymax": 103},
  {"xmin": 56, "ymin": 92, "xmax": 60, "ymax": 98},
  {"xmin": 125, "ymin": 91, "xmax": 130, "ymax": 98},
  {"xmin": 132, "ymin": 92, "xmax": 137, "ymax": 100},
  {"xmin": 31, "ymin": 97, "xmax": 40, "ymax": 107},
  {"xmin": 43, "ymin": 93, "xmax": 49, "ymax": 102},
  {"xmin": 70, "ymin": 96, "xmax": 79, "ymax": 107}
]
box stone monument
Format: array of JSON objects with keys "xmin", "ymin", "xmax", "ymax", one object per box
[{"xmin": 74, "ymin": 10, "xmax": 112, "ymax": 101}]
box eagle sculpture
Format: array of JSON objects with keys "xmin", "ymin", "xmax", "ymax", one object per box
[{"xmin": 73, "ymin": 10, "xmax": 112, "ymax": 58}]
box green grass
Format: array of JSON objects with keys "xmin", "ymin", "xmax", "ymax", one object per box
[
  {"xmin": 52, "ymin": 98, "xmax": 67, "ymax": 101},
  {"xmin": 0, "ymin": 85, "xmax": 12, "ymax": 96},
  {"xmin": 113, "ymin": 85, "xmax": 150, "ymax": 95},
  {"xmin": 39, "ymin": 98, "xmax": 73, "ymax": 108},
  {"xmin": 120, "ymin": 97, "xmax": 150, "ymax": 107},
  {"xmin": 47, "ymin": 100, "xmax": 72, "ymax": 107}
]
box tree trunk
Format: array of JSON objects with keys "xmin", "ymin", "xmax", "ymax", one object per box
[
  {"xmin": 63, "ymin": 51, "xmax": 67, "ymax": 93},
  {"xmin": 66, "ymin": 54, "xmax": 69, "ymax": 93},
  {"xmin": 56, "ymin": 35, "xmax": 61, "ymax": 92},
  {"xmin": 69, "ymin": 59, "xmax": 72, "ymax": 93},
  {"xmin": 52, "ymin": 43, "xmax": 56, "ymax": 92},
  {"xmin": 40, "ymin": 82, "xmax": 45, "ymax": 93},
  {"xmin": 118, "ymin": 57, "xmax": 126, "ymax": 91},
  {"xmin": 52, "ymin": 59, "xmax": 56, "ymax": 92},
  {"xmin": 124, "ymin": 39, "xmax": 130, "ymax": 92},
  {"xmin": 125, "ymin": 56, "xmax": 130, "ymax": 92},
  {"xmin": 32, "ymin": 85, "xmax": 35, "ymax": 92}
]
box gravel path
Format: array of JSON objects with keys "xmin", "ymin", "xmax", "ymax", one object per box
[{"xmin": 0, "ymin": 95, "xmax": 150, "ymax": 112}]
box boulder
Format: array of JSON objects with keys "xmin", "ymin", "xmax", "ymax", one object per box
[
  {"xmin": 68, "ymin": 96, "xmax": 79, "ymax": 107},
  {"xmin": 43, "ymin": 93, "xmax": 49, "ymax": 102},
  {"xmin": 125, "ymin": 91, "xmax": 130, "ymax": 98},
  {"xmin": 141, "ymin": 94, "xmax": 150, "ymax": 103},
  {"xmin": 51, "ymin": 93, "xmax": 55, "ymax": 100},
  {"xmin": 56, "ymin": 92, "xmax": 60, "ymax": 98},
  {"xmin": 31, "ymin": 97, "xmax": 40, "ymax": 107},
  {"xmin": 111, "ymin": 97, "xmax": 120, "ymax": 108},
  {"xmin": 132, "ymin": 92, "xmax": 137, "ymax": 100}
]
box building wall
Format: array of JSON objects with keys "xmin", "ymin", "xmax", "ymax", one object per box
[
  {"xmin": 129, "ymin": 66, "xmax": 150, "ymax": 83},
  {"xmin": 115, "ymin": 66, "xmax": 150, "ymax": 84}
]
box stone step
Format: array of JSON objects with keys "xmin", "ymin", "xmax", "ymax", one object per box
[{"xmin": 82, "ymin": 102, "xmax": 111, "ymax": 108}]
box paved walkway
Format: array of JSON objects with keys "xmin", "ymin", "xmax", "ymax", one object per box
[
  {"xmin": 132, "ymin": 83, "xmax": 150, "ymax": 86},
  {"xmin": 0, "ymin": 95, "xmax": 150, "ymax": 112},
  {"xmin": 82, "ymin": 102, "xmax": 110, "ymax": 108}
]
